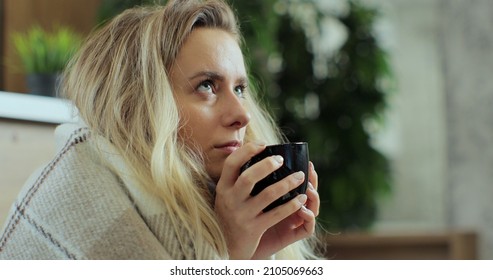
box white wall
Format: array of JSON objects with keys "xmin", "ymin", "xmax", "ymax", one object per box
[
  {"xmin": 365, "ymin": 0, "xmax": 493, "ymax": 259},
  {"xmin": 362, "ymin": 0, "xmax": 448, "ymax": 231},
  {"xmin": 439, "ymin": 0, "xmax": 493, "ymax": 260}
]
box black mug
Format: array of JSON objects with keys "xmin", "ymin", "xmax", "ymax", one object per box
[{"xmin": 240, "ymin": 142, "xmax": 309, "ymax": 212}]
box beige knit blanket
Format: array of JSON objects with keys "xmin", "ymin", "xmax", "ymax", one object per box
[{"xmin": 0, "ymin": 123, "xmax": 219, "ymax": 259}]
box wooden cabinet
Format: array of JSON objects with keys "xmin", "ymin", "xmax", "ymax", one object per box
[
  {"xmin": 0, "ymin": 119, "xmax": 57, "ymax": 227},
  {"xmin": 323, "ymin": 231, "xmax": 477, "ymax": 260}
]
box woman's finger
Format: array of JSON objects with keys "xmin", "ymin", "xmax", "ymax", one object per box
[
  {"xmin": 305, "ymin": 182, "xmax": 320, "ymax": 217},
  {"xmin": 235, "ymin": 155, "xmax": 284, "ymax": 197},
  {"xmin": 217, "ymin": 142, "xmax": 266, "ymax": 187},
  {"xmin": 257, "ymin": 193, "xmax": 307, "ymax": 229},
  {"xmin": 297, "ymin": 206, "xmax": 316, "ymax": 235},
  {"xmin": 249, "ymin": 171, "xmax": 306, "ymax": 215},
  {"xmin": 308, "ymin": 161, "xmax": 318, "ymax": 190}
]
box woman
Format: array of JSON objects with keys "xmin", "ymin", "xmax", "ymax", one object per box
[{"xmin": 0, "ymin": 0, "xmax": 320, "ymax": 259}]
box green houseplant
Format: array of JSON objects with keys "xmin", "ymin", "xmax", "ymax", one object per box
[{"xmin": 12, "ymin": 26, "xmax": 82, "ymax": 97}]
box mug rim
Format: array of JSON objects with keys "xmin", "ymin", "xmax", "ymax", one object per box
[{"xmin": 266, "ymin": 142, "xmax": 307, "ymax": 148}]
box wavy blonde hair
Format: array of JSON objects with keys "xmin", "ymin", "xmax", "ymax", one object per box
[{"xmin": 62, "ymin": 0, "xmax": 317, "ymax": 259}]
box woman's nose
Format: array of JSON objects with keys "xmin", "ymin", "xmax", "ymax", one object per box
[{"xmin": 220, "ymin": 91, "xmax": 251, "ymax": 129}]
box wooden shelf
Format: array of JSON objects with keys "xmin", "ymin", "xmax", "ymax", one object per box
[{"xmin": 323, "ymin": 231, "xmax": 477, "ymax": 260}]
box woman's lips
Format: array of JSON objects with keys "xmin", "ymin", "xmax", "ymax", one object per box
[{"xmin": 214, "ymin": 140, "xmax": 241, "ymax": 154}]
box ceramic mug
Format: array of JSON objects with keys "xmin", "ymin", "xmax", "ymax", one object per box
[{"xmin": 240, "ymin": 142, "xmax": 309, "ymax": 211}]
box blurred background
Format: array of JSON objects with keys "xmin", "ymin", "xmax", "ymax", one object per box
[{"xmin": 0, "ymin": 0, "xmax": 491, "ymax": 259}]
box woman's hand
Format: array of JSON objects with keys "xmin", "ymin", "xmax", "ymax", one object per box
[
  {"xmin": 214, "ymin": 142, "xmax": 319, "ymax": 259},
  {"xmin": 252, "ymin": 161, "xmax": 319, "ymax": 259}
]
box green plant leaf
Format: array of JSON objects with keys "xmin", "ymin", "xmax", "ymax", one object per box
[{"xmin": 11, "ymin": 25, "xmax": 82, "ymax": 74}]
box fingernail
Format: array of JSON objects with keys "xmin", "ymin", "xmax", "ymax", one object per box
[
  {"xmin": 293, "ymin": 171, "xmax": 304, "ymax": 181},
  {"xmin": 308, "ymin": 182, "xmax": 315, "ymax": 190},
  {"xmin": 298, "ymin": 194, "xmax": 307, "ymax": 204},
  {"xmin": 273, "ymin": 155, "xmax": 283, "ymax": 165}
]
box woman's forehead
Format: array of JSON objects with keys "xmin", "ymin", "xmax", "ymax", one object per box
[{"xmin": 171, "ymin": 28, "xmax": 247, "ymax": 80}]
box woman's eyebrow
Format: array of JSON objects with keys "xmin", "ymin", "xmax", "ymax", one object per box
[
  {"xmin": 188, "ymin": 71, "xmax": 248, "ymax": 85},
  {"xmin": 237, "ymin": 76, "xmax": 248, "ymax": 85},
  {"xmin": 188, "ymin": 71, "xmax": 224, "ymax": 81}
]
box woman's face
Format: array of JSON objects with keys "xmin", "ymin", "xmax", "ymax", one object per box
[{"xmin": 170, "ymin": 28, "xmax": 251, "ymax": 181}]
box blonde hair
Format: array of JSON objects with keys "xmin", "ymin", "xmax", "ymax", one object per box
[{"xmin": 62, "ymin": 0, "xmax": 317, "ymax": 259}]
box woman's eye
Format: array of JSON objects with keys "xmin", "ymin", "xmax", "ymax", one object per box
[
  {"xmin": 234, "ymin": 85, "xmax": 246, "ymax": 98},
  {"xmin": 197, "ymin": 80, "xmax": 214, "ymax": 94}
]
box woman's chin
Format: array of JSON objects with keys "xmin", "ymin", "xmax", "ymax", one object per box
[{"xmin": 206, "ymin": 165, "xmax": 223, "ymax": 183}]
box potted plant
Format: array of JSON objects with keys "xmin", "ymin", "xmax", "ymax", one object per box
[{"xmin": 12, "ymin": 26, "xmax": 82, "ymax": 97}]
